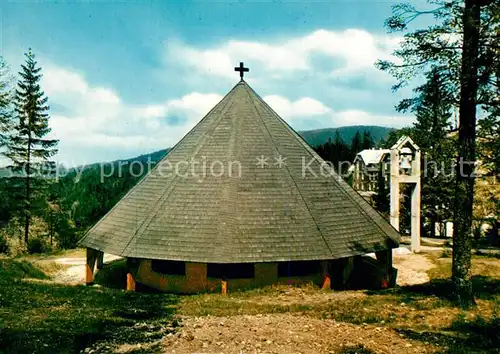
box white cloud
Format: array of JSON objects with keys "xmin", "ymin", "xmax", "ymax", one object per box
[
  {"xmin": 264, "ymin": 95, "xmax": 332, "ymax": 118},
  {"xmin": 42, "ymin": 66, "xmax": 222, "ymax": 165},
  {"xmin": 166, "ymin": 28, "xmax": 401, "ymax": 81},
  {"xmin": 38, "ymin": 29, "xmax": 409, "ymax": 165},
  {"xmin": 333, "ymin": 109, "xmax": 413, "ymax": 128},
  {"xmin": 264, "ymin": 95, "xmax": 412, "ymax": 130}
]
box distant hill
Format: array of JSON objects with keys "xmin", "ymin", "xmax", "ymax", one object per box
[
  {"xmin": 298, "ymin": 126, "xmax": 393, "ymax": 147},
  {"xmin": 7, "ymin": 125, "xmax": 393, "ymax": 244},
  {"xmin": 117, "ymin": 126, "xmax": 392, "ymax": 165},
  {"xmin": 121, "ymin": 148, "xmax": 170, "ymax": 164}
]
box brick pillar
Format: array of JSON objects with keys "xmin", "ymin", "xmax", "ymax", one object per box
[{"xmin": 255, "ymin": 263, "xmax": 278, "ymax": 286}]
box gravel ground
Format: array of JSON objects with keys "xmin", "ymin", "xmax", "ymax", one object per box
[{"xmin": 162, "ymin": 314, "xmax": 439, "ymax": 354}]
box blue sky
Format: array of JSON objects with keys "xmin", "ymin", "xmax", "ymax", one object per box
[{"xmin": 1, "ymin": 0, "xmax": 426, "ymax": 166}]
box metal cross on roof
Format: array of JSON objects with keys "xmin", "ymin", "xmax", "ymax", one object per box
[{"xmin": 234, "ymin": 62, "xmax": 249, "ymax": 80}]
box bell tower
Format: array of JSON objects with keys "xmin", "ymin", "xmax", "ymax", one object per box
[{"xmin": 389, "ymin": 136, "xmax": 421, "ymax": 252}]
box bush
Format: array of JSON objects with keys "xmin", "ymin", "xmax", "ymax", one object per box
[
  {"xmin": 0, "ymin": 234, "xmax": 8, "ymax": 254},
  {"xmin": 27, "ymin": 238, "xmax": 48, "ymax": 254},
  {"xmin": 57, "ymin": 228, "xmax": 79, "ymax": 249}
]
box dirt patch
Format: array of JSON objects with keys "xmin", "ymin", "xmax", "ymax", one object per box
[
  {"xmin": 393, "ymin": 253, "xmax": 434, "ymax": 286},
  {"xmin": 163, "ymin": 314, "xmax": 439, "ymax": 354},
  {"xmin": 51, "ymin": 253, "xmax": 122, "ymax": 284}
]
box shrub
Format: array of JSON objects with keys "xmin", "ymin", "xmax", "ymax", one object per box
[
  {"xmin": 27, "ymin": 238, "xmax": 47, "ymax": 254},
  {"xmin": 0, "ymin": 234, "xmax": 8, "ymax": 254}
]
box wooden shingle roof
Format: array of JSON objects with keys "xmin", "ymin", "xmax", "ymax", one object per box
[{"xmin": 79, "ymin": 81, "xmax": 400, "ymax": 263}]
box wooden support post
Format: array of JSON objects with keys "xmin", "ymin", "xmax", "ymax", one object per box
[
  {"xmin": 96, "ymin": 251, "xmax": 104, "ymax": 270},
  {"xmin": 221, "ymin": 279, "xmax": 227, "ymax": 295},
  {"xmin": 321, "ymin": 261, "xmax": 331, "ymax": 290},
  {"xmin": 342, "ymin": 257, "xmax": 355, "ymax": 287},
  {"xmin": 375, "ymin": 249, "xmax": 394, "ymax": 288},
  {"xmin": 85, "ymin": 248, "xmax": 98, "ymax": 285},
  {"xmin": 126, "ymin": 273, "xmax": 136, "ymax": 291}
]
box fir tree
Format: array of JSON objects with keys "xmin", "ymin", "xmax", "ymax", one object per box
[
  {"xmin": 0, "ymin": 56, "xmax": 13, "ymax": 151},
  {"xmin": 0, "ymin": 56, "xmax": 14, "ymax": 227},
  {"xmin": 374, "ymin": 167, "xmax": 390, "ymax": 216},
  {"xmin": 350, "ymin": 131, "xmax": 362, "ymax": 156},
  {"xmin": 399, "ymin": 68, "xmax": 456, "ymax": 238},
  {"xmin": 377, "ymin": 0, "xmax": 498, "ymax": 307},
  {"xmin": 314, "ymin": 132, "xmax": 352, "ymax": 174},
  {"xmin": 5, "ymin": 50, "xmax": 58, "ymax": 245},
  {"xmin": 362, "ymin": 131, "xmax": 374, "ymax": 150}
]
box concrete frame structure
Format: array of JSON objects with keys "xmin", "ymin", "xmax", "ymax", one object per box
[{"xmin": 389, "ymin": 136, "xmax": 421, "ymax": 252}]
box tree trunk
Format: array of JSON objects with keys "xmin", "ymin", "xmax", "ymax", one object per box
[
  {"xmin": 430, "ymin": 214, "xmax": 436, "ymax": 238},
  {"xmin": 24, "ymin": 138, "xmax": 31, "ymax": 246},
  {"xmin": 452, "ymin": 0, "xmax": 481, "ymax": 309}
]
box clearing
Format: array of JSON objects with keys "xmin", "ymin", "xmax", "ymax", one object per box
[{"xmin": 0, "ymin": 247, "xmax": 499, "ymax": 354}]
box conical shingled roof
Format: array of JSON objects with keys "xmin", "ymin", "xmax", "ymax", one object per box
[{"xmin": 79, "ymin": 81, "xmax": 400, "ymax": 263}]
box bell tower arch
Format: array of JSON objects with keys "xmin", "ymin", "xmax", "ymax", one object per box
[{"xmin": 389, "ymin": 136, "xmax": 421, "ymax": 252}]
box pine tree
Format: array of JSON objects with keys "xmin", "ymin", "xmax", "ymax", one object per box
[
  {"xmin": 361, "ymin": 131, "xmax": 374, "ymax": 150},
  {"xmin": 0, "ymin": 56, "xmax": 14, "ymax": 227},
  {"xmin": 314, "ymin": 132, "xmax": 351, "ymax": 174},
  {"xmin": 374, "ymin": 167, "xmax": 390, "ymax": 216},
  {"xmin": 452, "ymin": 0, "xmax": 482, "ymax": 307},
  {"xmin": 350, "ymin": 131, "xmax": 362, "ymax": 156},
  {"xmin": 399, "ymin": 68, "xmax": 456, "ymax": 238},
  {"xmin": 5, "ymin": 50, "xmax": 58, "ymax": 245},
  {"xmin": 0, "ymin": 56, "xmax": 13, "ymax": 151},
  {"xmin": 377, "ymin": 0, "xmax": 497, "ymax": 307}
]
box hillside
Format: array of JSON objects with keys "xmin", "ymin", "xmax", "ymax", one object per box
[
  {"xmin": 121, "ymin": 148, "xmax": 170, "ymax": 164},
  {"xmin": 299, "ymin": 125, "xmax": 393, "ymax": 147},
  {"xmin": 94, "ymin": 126, "xmax": 392, "ymax": 166}
]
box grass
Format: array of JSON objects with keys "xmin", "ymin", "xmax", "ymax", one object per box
[
  {"xmin": 0, "ymin": 257, "xmax": 178, "ymax": 354},
  {"xmin": 176, "ymin": 254, "xmax": 500, "ymax": 353},
  {"xmin": 1, "ymin": 252, "xmax": 499, "ymax": 353}
]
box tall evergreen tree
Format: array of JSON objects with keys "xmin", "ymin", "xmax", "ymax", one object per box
[
  {"xmin": 350, "ymin": 131, "xmax": 362, "ymax": 156},
  {"xmin": 0, "ymin": 56, "xmax": 13, "ymax": 150},
  {"xmin": 314, "ymin": 132, "xmax": 351, "ymax": 174},
  {"xmin": 0, "ymin": 57, "xmax": 14, "ymax": 227},
  {"xmin": 452, "ymin": 0, "xmax": 483, "ymax": 307},
  {"xmin": 377, "ymin": 0, "xmax": 497, "ymax": 307},
  {"xmin": 374, "ymin": 167, "xmax": 390, "ymax": 216},
  {"xmin": 399, "ymin": 68, "xmax": 456, "ymax": 238},
  {"xmin": 361, "ymin": 131, "xmax": 375, "ymax": 150},
  {"xmin": 5, "ymin": 50, "xmax": 58, "ymax": 245}
]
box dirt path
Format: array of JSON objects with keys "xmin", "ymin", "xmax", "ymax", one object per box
[
  {"xmin": 51, "ymin": 253, "xmax": 121, "ymax": 284},
  {"xmin": 366, "ymin": 246, "xmax": 434, "ymax": 286},
  {"xmin": 393, "ymin": 252, "xmax": 433, "ymax": 286}
]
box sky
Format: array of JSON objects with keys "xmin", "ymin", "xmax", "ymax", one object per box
[{"xmin": 1, "ymin": 0, "xmax": 428, "ymax": 166}]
